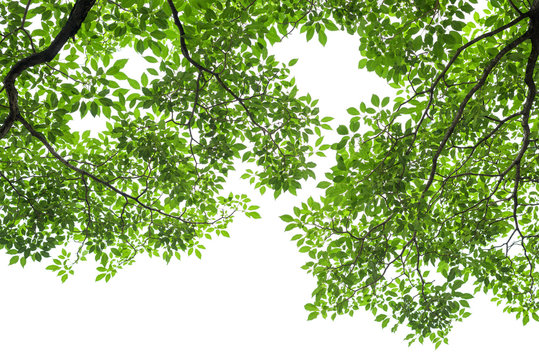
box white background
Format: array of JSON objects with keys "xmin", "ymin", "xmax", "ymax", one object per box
[{"xmin": 1, "ymin": 31, "xmax": 538, "ymax": 359}]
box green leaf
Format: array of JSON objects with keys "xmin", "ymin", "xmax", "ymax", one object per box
[
  {"xmin": 318, "ymin": 30, "xmax": 327, "ymax": 46},
  {"xmin": 284, "ymin": 223, "xmax": 296, "ymax": 232},
  {"xmin": 141, "ymin": 73, "xmax": 149, "ymax": 87},
  {"xmin": 347, "ymin": 107, "xmax": 360, "ymax": 115},
  {"xmin": 280, "ymin": 214, "xmax": 294, "ymax": 222},
  {"xmin": 144, "ymin": 55, "xmax": 158, "ymax": 63},
  {"xmin": 371, "ymin": 94, "xmax": 380, "ymax": 107},
  {"xmin": 90, "ymin": 102, "xmax": 99, "ymax": 116},
  {"xmin": 317, "ymin": 181, "xmax": 331, "ymax": 189},
  {"xmin": 336, "ymin": 125, "xmax": 348, "ymax": 135},
  {"xmin": 324, "ymin": 20, "xmax": 339, "ymax": 31},
  {"xmin": 112, "ymin": 58, "xmax": 128, "ymax": 69},
  {"xmin": 350, "ymin": 119, "xmax": 360, "ymax": 132},
  {"xmin": 523, "ymin": 313, "xmax": 530, "ymax": 326},
  {"xmin": 288, "ymin": 58, "xmax": 299, "ymax": 66},
  {"xmin": 127, "ymin": 78, "xmax": 140, "ymax": 89},
  {"xmin": 246, "ymin": 211, "xmax": 261, "ymax": 219},
  {"xmin": 306, "ymin": 27, "xmax": 314, "ymax": 41},
  {"xmin": 8, "ymin": 256, "xmax": 19, "ymax": 265},
  {"xmin": 113, "ymin": 72, "xmax": 128, "ymax": 80}
]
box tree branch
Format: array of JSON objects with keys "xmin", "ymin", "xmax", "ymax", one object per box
[
  {"xmin": 421, "ymin": 32, "xmax": 530, "ymax": 198},
  {"xmin": 17, "ymin": 116, "xmax": 232, "ymax": 226},
  {"xmin": 407, "ymin": 12, "xmax": 531, "ymax": 153},
  {"xmin": 0, "ymin": 0, "xmax": 96, "ymax": 140},
  {"xmin": 166, "ymin": 0, "xmax": 284, "ymax": 154}
]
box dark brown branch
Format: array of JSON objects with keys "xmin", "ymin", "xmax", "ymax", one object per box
[
  {"xmin": 21, "ymin": 0, "xmax": 33, "ymax": 27},
  {"xmin": 231, "ymin": 0, "xmax": 257, "ymax": 22},
  {"xmin": 166, "ymin": 0, "xmax": 284, "ymax": 154},
  {"xmin": 0, "ymin": 0, "xmax": 96, "ymax": 140},
  {"xmin": 428, "ymin": 111, "xmax": 521, "ymax": 207},
  {"xmin": 0, "ymin": 170, "xmax": 38, "ymax": 212},
  {"xmin": 407, "ymin": 12, "xmax": 530, "ymax": 153},
  {"xmin": 506, "ymin": 15, "xmax": 539, "ymax": 290},
  {"xmin": 167, "ymin": 0, "xmax": 217, "ymax": 76},
  {"xmin": 106, "ymin": 0, "xmax": 134, "ymax": 13},
  {"xmin": 495, "ymin": 13, "xmax": 539, "ymax": 180},
  {"xmin": 17, "ymin": 116, "xmax": 232, "ymax": 225},
  {"xmin": 421, "ymin": 32, "xmax": 530, "ymax": 198},
  {"xmin": 509, "ymin": 0, "xmax": 523, "ymax": 14}
]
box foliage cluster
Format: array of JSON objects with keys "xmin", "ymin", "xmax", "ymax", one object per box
[{"xmin": 2, "ymin": 0, "xmax": 539, "ymax": 345}]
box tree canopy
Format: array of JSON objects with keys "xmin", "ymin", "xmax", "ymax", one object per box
[{"xmin": 2, "ymin": 0, "xmax": 539, "ymax": 347}]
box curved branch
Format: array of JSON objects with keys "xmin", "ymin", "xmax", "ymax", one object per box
[
  {"xmin": 407, "ymin": 12, "xmax": 531, "ymax": 152},
  {"xmin": 17, "ymin": 116, "xmax": 230, "ymax": 226},
  {"xmin": 421, "ymin": 32, "xmax": 530, "ymax": 198},
  {"xmin": 0, "ymin": 0, "xmax": 96, "ymax": 140},
  {"xmin": 166, "ymin": 0, "xmax": 284, "ymax": 154},
  {"xmin": 507, "ymin": 12, "xmax": 539, "ymax": 243},
  {"xmin": 509, "ymin": 0, "xmax": 523, "ymax": 15}
]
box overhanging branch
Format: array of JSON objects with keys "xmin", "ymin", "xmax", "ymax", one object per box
[
  {"xmin": 17, "ymin": 116, "xmax": 230, "ymax": 226},
  {"xmin": 0, "ymin": 0, "xmax": 96, "ymax": 140}
]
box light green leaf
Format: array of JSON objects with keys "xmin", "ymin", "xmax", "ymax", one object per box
[{"xmin": 371, "ymin": 94, "xmax": 380, "ymax": 107}]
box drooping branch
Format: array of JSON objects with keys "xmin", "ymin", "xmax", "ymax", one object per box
[
  {"xmin": 0, "ymin": 0, "xmax": 96, "ymax": 140},
  {"xmin": 166, "ymin": 0, "xmax": 284, "ymax": 154},
  {"xmin": 436, "ymin": 10, "xmax": 539, "ymax": 206},
  {"xmin": 421, "ymin": 32, "xmax": 530, "ymax": 198},
  {"xmin": 17, "ymin": 116, "xmax": 233, "ymax": 226},
  {"xmin": 167, "ymin": 0, "xmax": 217, "ymax": 76},
  {"xmin": 508, "ymin": 7, "xmax": 539, "ymax": 240},
  {"xmin": 508, "ymin": 0, "xmax": 523, "ymax": 15},
  {"xmin": 407, "ymin": 12, "xmax": 531, "ymax": 152}
]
